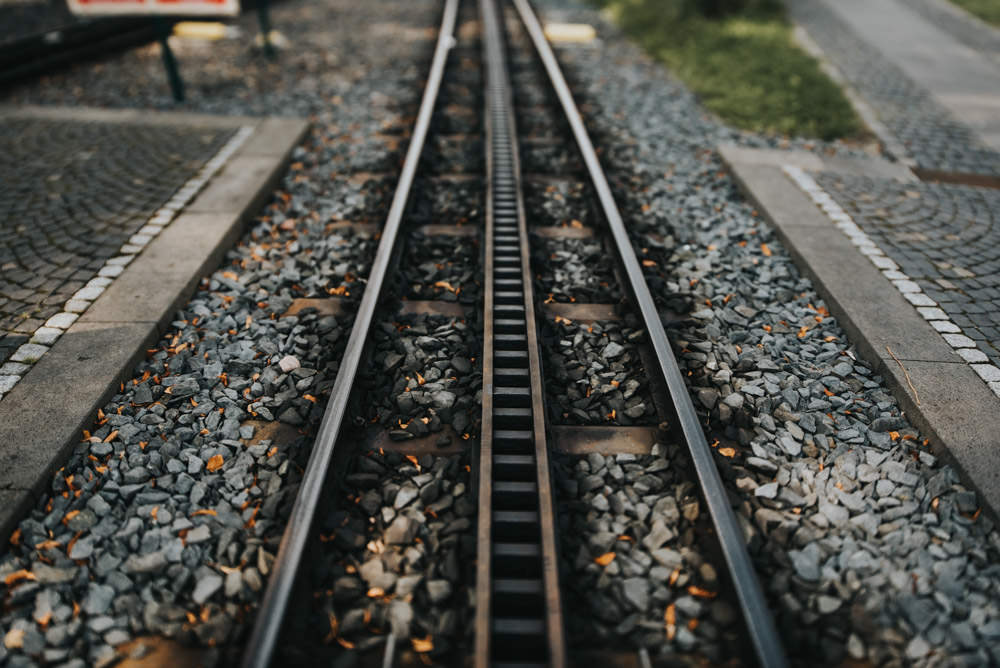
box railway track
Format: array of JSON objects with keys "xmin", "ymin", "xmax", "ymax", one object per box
[
  {"xmin": 239, "ymin": 0, "xmax": 788, "ymax": 665},
  {"xmin": 0, "ymin": 16, "xmax": 164, "ymax": 88}
]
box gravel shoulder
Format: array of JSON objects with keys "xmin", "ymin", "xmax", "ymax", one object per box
[
  {"xmin": 535, "ymin": 1, "xmax": 1000, "ymax": 664},
  {"xmin": 0, "ymin": 0, "xmax": 444, "ymax": 665}
]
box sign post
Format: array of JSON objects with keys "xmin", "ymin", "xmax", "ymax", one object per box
[
  {"xmin": 66, "ymin": 0, "xmax": 239, "ymax": 102},
  {"xmin": 154, "ymin": 17, "xmax": 185, "ymax": 102},
  {"xmin": 256, "ymin": 0, "xmax": 274, "ymax": 59}
]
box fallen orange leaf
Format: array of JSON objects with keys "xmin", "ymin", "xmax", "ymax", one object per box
[
  {"xmin": 594, "ymin": 552, "xmax": 616, "ymax": 566},
  {"xmin": 434, "ymin": 280, "xmax": 456, "ymax": 293},
  {"xmin": 718, "ymin": 447, "xmax": 736, "ymax": 458},
  {"xmin": 412, "ymin": 636, "xmax": 434, "ymax": 653},
  {"xmin": 687, "ymin": 586, "xmax": 717, "ymax": 599},
  {"xmin": 4, "ymin": 570, "xmax": 36, "ymax": 587},
  {"xmin": 664, "ymin": 604, "xmax": 676, "ymax": 626},
  {"xmin": 205, "ymin": 454, "xmax": 225, "ymax": 472},
  {"xmin": 761, "ymin": 243, "xmax": 772, "ymax": 257}
]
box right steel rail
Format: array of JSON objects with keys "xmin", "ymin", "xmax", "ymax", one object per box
[
  {"xmin": 475, "ymin": 0, "xmax": 566, "ymax": 666},
  {"xmin": 510, "ymin": 0, "xmax": 789, "ymax": 665}
]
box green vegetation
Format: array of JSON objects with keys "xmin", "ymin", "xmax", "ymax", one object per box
[
  {"xmin": 592, "ymin": 0, "xmax": 866, "ymax": 140},
  {"xmin": 948, "ymin": 0, "xmax": 1000, "ymax": 27}
]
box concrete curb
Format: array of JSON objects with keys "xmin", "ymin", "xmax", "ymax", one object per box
[
  {"xmin": 719, "ymin": 144, "xmax": 1000, "ymax": 519},
  {"xmin": 0, "ymin": 112, "xmax": 309, "ymax": 541}
]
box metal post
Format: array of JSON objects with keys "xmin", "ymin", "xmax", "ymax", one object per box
[
  {"xmin": 257, "ymin": 0, "xmax": 275, "ymax": 59},
  {"xmin": 155, "ymin": 18, "xmax": 184, "ymax": 102}
]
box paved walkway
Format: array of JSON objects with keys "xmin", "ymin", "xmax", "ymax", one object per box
[
  {"xmin": 817, "ymin": 173, "xmax": 1000, "ymax": 370},
  {"xmin": 905, "ymin": 0, "xmax": 1000, "ymax": 65},
  {"xmin": 790, "ymin": 0, "xmax": 1000, "ymax": 175},
  {"xmin": 0, "ymin": 111, "xmax": 251, "ymax": 401},
  {"xmin": 0, "ymin": 117, "xmax": 239, "ymax": 372},
  {"xmin": 780, "ymin": 0, "xmax": 1000, "ymax": 397}
]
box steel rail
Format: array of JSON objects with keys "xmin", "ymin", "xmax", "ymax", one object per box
[
  {"xmin": 510, "ymin": 0, "xmax": 789, "ymax": 665},
  {"xmin": 239, "ymin": 1, "xmax": 460, "ymax": 665},
  {"xmin": 475, "ymin": 0, "xmax": 566, "ymax": 665}
]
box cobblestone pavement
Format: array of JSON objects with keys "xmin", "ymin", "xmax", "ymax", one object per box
[
  {"xmin": 905, "ymin": 0, "xmax": 1000, "ymax": 63},
  {"xmin": 0, "ymin": 118, "xmax": 236, "ymax": 366},
  {"xmin": 788, "ymin": 0, "xmax": 1000, "ymax": 176},
  {"xmin": 817, "ymin": 172, "xmax": 1000, "ymax": 368}
]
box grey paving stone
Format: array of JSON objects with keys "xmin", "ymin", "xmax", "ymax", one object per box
[
  {"xmin": 788, "ymin": 0, "xmax": 1000, "ymax": 175},
  {"xmin": 0, "ymin": 118, "xmax": 236, "ymax": 368},
  {"xmin": 818, "ymin": 173, "xmax": 1000, "ymax": 364}
]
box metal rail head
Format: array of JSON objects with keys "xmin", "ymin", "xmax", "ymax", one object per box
[
  {"xmin": 509, "ymin": 0, "xmax": 789, "ymax": 666},
  {"xmin": 238, "ymin": 2, "xmax": 460, "ymax": 666}
]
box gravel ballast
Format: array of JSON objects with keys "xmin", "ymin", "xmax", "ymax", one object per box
[
  {"xmin": 531, "ymin": 1, "xmax": 1000, "ymax": 664},
  {"xmin": 365, "ymin": 312, "xmax": 483, "ymax": 444},
  {"xmin": 400, "ymin": 232, "xmax": 482, "ymax": 305},
  {"xmin": 541, "ymin": 316, "xmax": 658, "ymax": 427},
  {"xmin": 555, "ymin": 444, "xmax": 741, "ymax": 663},
  {"xmin": 0, "ymin": 0, "xmax": 444, "ymax": 664},
  {"xmin": 531, "ymin": 236, "xmax": 623, "ymax": 304},
  {"xmin": 298, "ymin": 451, "xmax": 476, "ymax": 663},
  {"xmin": 523, "ymin": 178, "xmax": 596, "ymax": 228}
]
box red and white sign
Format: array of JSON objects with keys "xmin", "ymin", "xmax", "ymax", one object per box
[{"xmin": 67, "ymin": 0, "xmax": 239, "ymax": 17}]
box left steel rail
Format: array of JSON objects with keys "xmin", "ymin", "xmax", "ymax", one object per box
[{"xmin": 239, "ymin": 1, "xmax": 460, "ymax": 664}]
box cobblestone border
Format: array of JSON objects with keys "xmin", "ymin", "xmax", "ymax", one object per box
[
  {"xmin": 783, "ymin": 164, "xmax": 1000, "ymax": 398},
  {"xmin": 0, "ymin": 125, "xmax": 254, "ymax": 402}
]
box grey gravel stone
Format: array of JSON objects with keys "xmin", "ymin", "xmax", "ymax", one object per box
[
  {"xmin": 123, "ymin": 552, "xmax": 167, "ymax": 574},
  {"xmin": 192, "ymin": 574, "xmax": 223, "ymax": 605},
  {"xmin": 621, "ymin": 578, "xmax": 649, "ymax": 612}
]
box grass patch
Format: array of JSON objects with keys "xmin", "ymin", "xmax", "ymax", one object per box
[
  {"xmin": 948, "ymin": 0, "xmax": 1000, "ymax": 27},
  {"xmin": 593, "ymin": 0, "xmax": 866, "ymax": 140}
]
